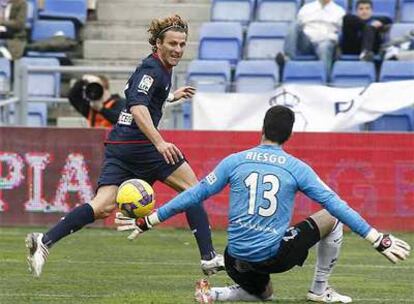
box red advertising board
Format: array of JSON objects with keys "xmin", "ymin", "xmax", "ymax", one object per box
[{"xmin": 1, "ymin": 127, "xmax": 413, "ymax": 231}]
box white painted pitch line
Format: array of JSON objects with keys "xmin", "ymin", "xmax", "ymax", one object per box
[
  {"xmin": 1, "ymin": 258, "xmax": 413, "ymax": 270},
  {"xmin": 0, "ymin": 294, "xmax": 413, "ymax": 302}
]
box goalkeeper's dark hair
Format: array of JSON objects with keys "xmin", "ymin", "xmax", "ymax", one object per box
[
  {"xmin": 262, "ymin": 105, "xmax": 295, "ymax": 145},
  {"xmin": 148, "ymin": 15, "xmax": 188, "ymax": 53}
]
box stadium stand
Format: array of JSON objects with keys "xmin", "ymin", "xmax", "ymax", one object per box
[
  {"xmin": 26, "ymin": 0, "xmax": 37, "ymax": 30},
  {"xmin": 282, "ymin": 60, "xmax": 327, "ymax": 84},
  {"xmin": 330, "ymin": 61, "xmax": 376, "ymax": 87},
  {"xmin": 38, "ymin": 0, "xmax": 87, "ymax": 25},
  {"xmin": 211, "ymin": 0, "xmax": 255, "ymax": 24},
  {"xmin": 389, "ymin": 23, "xmax": 414, "ymax": 41},
  {"xmin": 246, "ymin": 22, "xmax": 289, "ymax": 60},
  {"xmin": 31, "ymin": 20, "xmax": 76, "ymax": 41},
  {"xmin": 198, "ymin": 22, "xmax": 243, "ymax": 65},
  {"xmin": 235, "ymin": 60, "xmax": 279, "ymax": 92},
  {"xmin": 0, "ymin": 58, "xmax": 11, "ymax": 93},
  {"xmin": 379, "ymin": 61, "xmax": 414, "ymax": 82},
  {"xmin": 400, "ymin": 0, "xmax": 414, "ymax": 22},
  {"xmin": 352, "ymin": 0, "xmax": 397, "ymax": 20},
  {"xmin": 186, "ymin": 60, "xmax": 231, "ymax": 92},
  {"xmin": 256, "ymin": 0, "xmax": 301, "ymax": 22},
  {"xmin": 304, "ymin": 0, "xmax": 348, "ymax": 10},
  {"xmin": 20, "ymin": 57, "xmax": 61, "ymax": 97},
  {"xmin": 367, "ymin": 107, "xmax": 414, "ymax": 131}
]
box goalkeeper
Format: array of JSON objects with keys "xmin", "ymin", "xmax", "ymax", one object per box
[{"xmin": 116, "ymin": 105, "xmax": 411, "ymax": 303}]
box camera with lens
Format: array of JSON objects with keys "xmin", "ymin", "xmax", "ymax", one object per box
[{"xmin": 83, "ymin": 81, "xmax": 104, "ymax": 102}]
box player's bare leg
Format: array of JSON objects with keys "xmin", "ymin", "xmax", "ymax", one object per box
[
  {"xmin": 164, "ymin": 162, "xmax": 224, "ymax": 275},
  {"xmin": 307, "ymin": 209, "xmax": 352, "ymax": 303},
  {"xmin": 26, "ymin": 185, "xmax": 117, "ymax": 277}
]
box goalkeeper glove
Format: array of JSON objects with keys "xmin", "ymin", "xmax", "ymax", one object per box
[
  {"xmin": 366, "ymin": 228, "xmax": 411, "ymax": 263},
  {"xmin": 115, "ymin": 212, "xmax": 160, "ymax": 240}
]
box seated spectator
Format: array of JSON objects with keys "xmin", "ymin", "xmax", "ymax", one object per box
[
  {"xmin": 383, "ymin": 29, "xmax": 414, "ymax": 61},
  {"xmin": 341, "ymin": 0, "xmax": 392, "ymax": 61},
  {"xmin": 0, "ymin": 0, "xmax": 27, "ymax": 60},
  {"xmin": 69, "ymin": 74, "xmax": 126, "ymax": 128},
  {"xmin": 282, "ymin": 0, "xmax": 345, "ymax": 74}
]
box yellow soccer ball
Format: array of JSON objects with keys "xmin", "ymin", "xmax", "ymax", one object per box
[{"xmin": 116, "ymin": 179, "xmax": 155, "ymax": 218}]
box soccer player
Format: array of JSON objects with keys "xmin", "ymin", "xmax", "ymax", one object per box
[
  {"xmin": 116, "ymin": 105, "xmax": 411, "ymax": 303},
  {"xmin": 26, "ymin": 14, "xmax": 224, "ymax": 277}
]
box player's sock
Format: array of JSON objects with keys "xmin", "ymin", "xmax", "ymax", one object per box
[
  {"xmin": 310, "ymin": 220, "xmax": 343, "ymax": 295},
  {"xmin": 41, "ymin": 203, "xmax": 95, "ymax": 248},
  {"xmin": 185, "ymin": 204, "xmax": 215, "ymax": 260},
  {"xmin": 211, "ymin": 285, "xmax": 262, "ymax": 302}
]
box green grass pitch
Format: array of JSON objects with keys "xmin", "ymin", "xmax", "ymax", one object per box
[{"xmin": 1, "ymin": 227, "xmax": 413, "ymax": 303}]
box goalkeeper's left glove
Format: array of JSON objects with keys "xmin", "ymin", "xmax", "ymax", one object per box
[
  {"xmin": 115, "ymin": 212, "xmax": 160, "ymax": 240},
  {"xmin": 365, "ymin": 228, "xmax": 411, "ymax": 263}
]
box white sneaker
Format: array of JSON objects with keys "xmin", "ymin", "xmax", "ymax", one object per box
[
  {"xmin": 26, "ymin": 233, "xmax": 49, "ymax": 277},
  {"xmin": 195, "ymin": 278, "xmax": 214, "ymax": 303},
  {"xmin": 307, "ymin": 287, "xmax": 352, "ymax": 303},
  {"xmin": 201, "ymin": 253, "xmax": 225, "ymax": 276}
]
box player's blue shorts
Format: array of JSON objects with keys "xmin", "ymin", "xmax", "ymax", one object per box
[{"xmin": 97, "ymin": 143, "xmax": 186, "ymax": 187}]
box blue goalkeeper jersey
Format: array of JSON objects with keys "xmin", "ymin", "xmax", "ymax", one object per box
[{"xmin": 158, "ymin": 144, "xmax": 372, "ymax": 262}]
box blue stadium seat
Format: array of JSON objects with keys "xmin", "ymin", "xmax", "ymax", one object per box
[
  {"xmin": 330, "ymin": 61, "xmax": 376, "ymax": 87},
  {"xmin": 256, "ymin": 0, "xmax": 301, "ymax": 22},
  {"xmin": 389, "ymin": 23, "xmax": 414, "ymax": 40},
  {"xmin": 401, "ymin": 0, "xmax": 414, "ymax": 22},
  {"xmin": 282, "ymin": 61, "xmax": 327, "ymax": 84},
  {"xmin": 303, "ymin": 0, "xmax": 348, "ymax": 10},
  {"xmin": 235, "ymin": 60, "xmax": 279, "ymax": 93},
  {"xmin": 246, "ymin": 22, "xmax": 289, "ymax": 60},
  {"xmin": 211, "ymin": 0, "xmax": 255, "ymax": 24},
  {"xmin": 8, "ymin": 102, "xmax": 48, "ymax": 127},
  {"xmin": 379, "ymin": 61, "xmax": 414, "ymax": 82},
  {"xmin": 31, "ymin": 20, "xmax": 76, "ymax": 41},
  {"xmin": 39, "ymin": 0, "xmax": 87, "ymax": 25},
  {"xmin": 26, "ymin": 0, "xmax": 37, "ymax": 29},
  {"xmin": 198, "ymin": 22, "xmax": 243, "ymax": 65},
  {"xmin": 353, "ymin": 0, "xmax": 397, "ymax": 20},
  {"xmin": 20, "ymin": 57, "xmax": 61, "ymax": 97},
  {"xmin": 0, "ymin": 58, "xmax": 11, "ymax": 93},
  {"xmin": 367, "ymin": 107, "xmax": 414, "ymax": 131},
  {"xmin": 186, "ymin": 60, "xmax": 231, "ymax": 92}
]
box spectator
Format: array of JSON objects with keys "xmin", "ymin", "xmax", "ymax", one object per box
[
  {"xmin": 383, "ymin": 29, "xmax": 414, "ymax": 61},
  {"xmin": 0, "ymin": 0, "xmax": 27, "ymax": 60},
  {"xmin": 87, "ymin": 0, "xmax": 97, "ymax": 21},
  {"xmin": 68, "ymin": 74, "xmax": 126, "ymax": 128},
  {"xmin": 282, "ymin": 0, "xmax": 345, "ymax": 74},
  {"xmin": 341, "ymin": 0, "xmax": 392, "ymax": 61}
]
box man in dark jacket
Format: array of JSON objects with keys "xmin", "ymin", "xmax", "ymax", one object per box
[{"xmin": 341, "ymin": 0, "xmax": 392, "ymax": 61}]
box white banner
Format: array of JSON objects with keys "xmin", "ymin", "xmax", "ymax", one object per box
[{"xmin": 193, "ymin": 81, "xmax": 414, "ymax": 132}]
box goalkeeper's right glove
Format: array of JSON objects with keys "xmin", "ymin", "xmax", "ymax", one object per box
[
  {"xmin": 115, "ymin": 211, "xmax": 160, "ymax": 240},
  {"xmin": 366, "ymin": 228, "xmax": 411, "ymax": 263}
]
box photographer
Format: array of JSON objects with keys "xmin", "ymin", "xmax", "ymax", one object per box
[{"xmin": 68, "ymin": 74, "xmax": 126, "ymax": 128}]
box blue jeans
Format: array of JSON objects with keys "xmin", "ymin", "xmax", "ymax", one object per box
[{"xmin": 284, "ymin": 22, "xmax": 336, "ymax": 75}]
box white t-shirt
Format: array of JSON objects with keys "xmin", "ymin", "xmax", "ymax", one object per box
[{"xmin": 298, "ymin": 0, "xmax": 345, "ymax": 43}]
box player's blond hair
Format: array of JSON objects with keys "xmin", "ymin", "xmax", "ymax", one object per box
[{"xmin": 148, "ymin": 15, "xmax": 188, "ymax": 52}]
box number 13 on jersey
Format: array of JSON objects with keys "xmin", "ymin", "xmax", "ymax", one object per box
[{"xmin": 244, "ymin": 172, "xmax": 280, "ymax": 217}]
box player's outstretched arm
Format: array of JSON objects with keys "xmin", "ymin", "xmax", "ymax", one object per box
[{"xmin": 365, "ymin": 228, "xmax": 411, "ymax": 263}]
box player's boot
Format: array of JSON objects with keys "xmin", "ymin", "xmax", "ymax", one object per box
[
  {"xmin": 195, "ymin": 278, "xmax": 214, "ymax": 303},
  {"xmin": 307, "ymin": 286, "xmax": 352, "ymax": 303},
  {"xmin": 201, "ymin": 253, "xmax": 225, "ymax": 276},
  {"xmin": 25, "ymin": 232, "xmax": 49, "ymax": 277}
]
